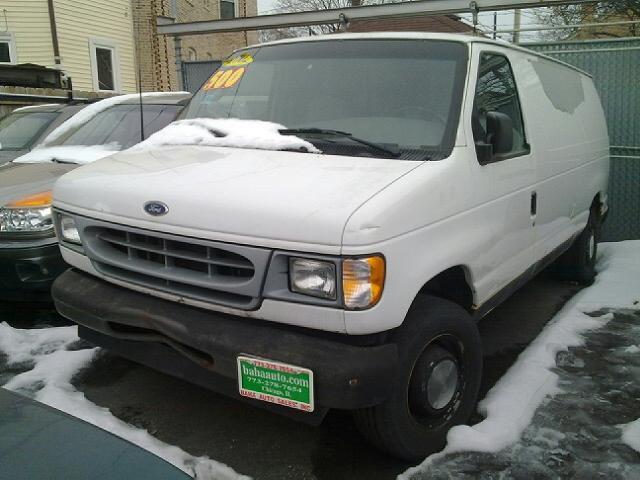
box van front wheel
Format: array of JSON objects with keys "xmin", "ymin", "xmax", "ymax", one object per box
[{"xmin": 353, "ymin": 295, "xmax": 482, "ymax": 460}]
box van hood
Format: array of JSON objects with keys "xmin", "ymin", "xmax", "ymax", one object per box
[{"xmin": 53, "ymin": 146, "xmax": 421, "ymax": 247}]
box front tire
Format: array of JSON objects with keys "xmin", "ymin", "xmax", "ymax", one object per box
[{"xmin": 353, "ymin": 295, "xmax": 482, "ymax": 460}]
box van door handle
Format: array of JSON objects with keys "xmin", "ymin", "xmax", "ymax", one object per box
[{"xmin": 530, "ymin": 191, "xmax": 537, "ymax": 217}]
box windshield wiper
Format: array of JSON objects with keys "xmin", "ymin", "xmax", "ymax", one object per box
[
  {"xmin": 279, "ymin": 128, "xmax": 401, "ymax": 158},
  {"xmin": 51, "ymin": 157, "xmax": 78, "ymax": 164}
]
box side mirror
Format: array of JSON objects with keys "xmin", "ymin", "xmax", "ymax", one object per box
[{"xmin": 486, "ymin": 111, "xmax": 513, "ymax": 155}]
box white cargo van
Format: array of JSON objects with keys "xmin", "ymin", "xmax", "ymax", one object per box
[{"xmin": 51, "ymin": 33, "xmax": 609, "ymax": 459}]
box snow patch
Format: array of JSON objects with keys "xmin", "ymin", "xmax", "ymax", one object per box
[
  {"xmin": 624, "ymin": 345, "xmax": 640, "ymax": 354},
  {"xmin": 12, "ymin": 145, "xmax": 120, "ymax": 165},
  {"xmin": 620, "ymin": 419, "xmax": 640, "ymax": 453},
  {"xmin": 402, "ymin": 241, "xmax": 640, "ymax": 479},
  {"xmin": 0, "ymin": 322, "xmax": 249, "ymax": 480},
  {"xmin": 40, "ymin": 92, "xmax": 189, "ymax": 146},
  {"xmin": 13, "ymin": 104, "xmax": 59, "ymax": 112},
  {"xmin": 131, "ymin": 118, "xmax": 320, "ymax": 154}
]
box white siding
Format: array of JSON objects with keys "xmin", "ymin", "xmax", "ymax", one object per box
[
  {"xmin": 53, "ymin": 0, "xmax": 137, "ymax": 93},
  {"xmin": 0, "ymin": 0, "xmax": 55, "ymax": 67}
]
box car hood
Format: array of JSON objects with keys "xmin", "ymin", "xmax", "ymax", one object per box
[
  {"xmin": 53, "ymin": 146, "xmax": 422, "ymax": 248},
  {"xmin": 0, "ymin": 161, "xmax": 76, "ymax": 206}
]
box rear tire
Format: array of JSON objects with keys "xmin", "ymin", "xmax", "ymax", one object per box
[
  {"xmin": 555, "ymin": 211, "xmax": 599, "ymax": 285},
  {"xmin": 353, "ymin": 295, "xmax": 482, "ymax": 461}
]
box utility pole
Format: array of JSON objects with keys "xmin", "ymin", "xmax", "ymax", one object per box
[{"xmin": 513, "ymin": 8, "xmax": 521, "ymax": 43}]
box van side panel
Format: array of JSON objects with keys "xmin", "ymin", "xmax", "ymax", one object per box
[
  {"xmin": 576, "ymin": 77, "xmax": 610, "ymax": 214},
  {"xmin": 513, "ymin": 55, "xmax": 608, "ymax": 262}
]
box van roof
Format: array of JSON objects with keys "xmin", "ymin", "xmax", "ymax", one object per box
[{"xmin": 250, "ymin": 32, "xmax": 591, "ymax": 77}]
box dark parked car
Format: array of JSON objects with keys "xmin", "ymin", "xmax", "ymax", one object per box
[
  {"xmin": 0, "ymin": 388, "xmax": 190, "ymax": 479},
  {"xmin": 0, "ymin": 104, "xmax": 86, "ymax": 165},
  {"xmin": 0, "ymin": 92, "xmax": 190, "ymax": 301}
]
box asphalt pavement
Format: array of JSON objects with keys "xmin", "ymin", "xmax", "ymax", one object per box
[{"xmin": 1, "ymin": 273, "xmax": 582, "ymax": 480}]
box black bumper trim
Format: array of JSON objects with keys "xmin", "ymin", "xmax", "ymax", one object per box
[
  {"xmin": 52, "ymin": 269, "xmax": 399, "ymax": 420},
  {"xmin": 0, "ymin": 242, "xmax": 67, "ymax": 301}
]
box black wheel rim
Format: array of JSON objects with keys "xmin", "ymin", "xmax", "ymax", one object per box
[
  {"xmin": 426, "ymin": 359, "xmax": 459, "ymax": 410},
  {"xmin": 407, "ymin": 336, "xmax": 464, "ymax": 428}
]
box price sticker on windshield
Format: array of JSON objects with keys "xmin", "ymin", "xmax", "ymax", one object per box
[
  {"xmin": 222, "ymin": 53, "xmax": 254, "ymax": 67},
  {"xmin": 203, "ymin": 67, "xmax": 245, "ymax": 91}
]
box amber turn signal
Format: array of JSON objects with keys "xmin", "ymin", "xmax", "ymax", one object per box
[
  {"xmin": 7, "ymin": 191, "xmax": 53, "ymax": 208},
  {"xmin": 342, "ymin": 256, "xmax": 385, "ymax": 310}
]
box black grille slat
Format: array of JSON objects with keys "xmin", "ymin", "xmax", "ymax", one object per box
[
  {"xmin": 96, "ymin": 231, "xmax": 254, "ymax": 271},
  {"xmin": 97, "ymin": 263, "xmax": 255, "ymax": 308},
  {"xmin": 84, "ymin": 226, "xmax": 263, "ymax": 310}
]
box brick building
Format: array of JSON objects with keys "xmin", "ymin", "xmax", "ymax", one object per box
[
  {"xmin": 132, "ymin": 0, "xmax": 258, "ymax": 92},
  {"xmin": 346, "ymin": 14, "xmax": 474, "ymax": 34}
]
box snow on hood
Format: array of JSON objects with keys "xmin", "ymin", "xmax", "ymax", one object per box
[
  {"xmin": 40, "ymin": 92, "xmax": 189, "ymax": 146},
  {"xmin": 12, "ymin": 145, "xmax": 120, "ymax": 165},
  {"xmin": 130, "ymin": 118, "xmax": 321, "ymax": 153},
  {"xmin": 13, "ymin": 104, "xmax": 59, "ymax": 112}
]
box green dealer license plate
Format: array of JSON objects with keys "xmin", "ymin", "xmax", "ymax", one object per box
[{"xmin": 237, "ymin": 356, "xmax": 314, "ymax": 412}]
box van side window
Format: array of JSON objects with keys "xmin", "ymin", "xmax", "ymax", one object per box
[{"xmin": 472, "ymin": 52, "xmax": 528, "ymax": 162}]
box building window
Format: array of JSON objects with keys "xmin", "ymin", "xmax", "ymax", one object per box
[
  {"xmin": 0, "ymin": 33, "xmax": 16, "ymax": 64},
  {"xmin": 89, "ymin": 38, "xmax": 120, "ymax": 92},
  {"xmin": 220, "ymin": 0, "xmax": 237, "ymax": 19}
]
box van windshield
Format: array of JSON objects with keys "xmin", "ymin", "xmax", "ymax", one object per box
[{"xmin": 182, "ymin": 39, "xmax": 468, "ymax": 159}]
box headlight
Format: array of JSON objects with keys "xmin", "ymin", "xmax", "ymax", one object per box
[
  {"xmin": 289, "ymin": 258, "xmax": 337, "ymax": 300},
  {"xmin": 343, "ymin": 256, "xmax": 385, "ymax": 310},
  {"xmin": 0, "ymin": 191, "xmax": 53, "ymax": 234},
  {"xmin": 59, "ymin": 214, "xmax": 81, "ymax": 244}
]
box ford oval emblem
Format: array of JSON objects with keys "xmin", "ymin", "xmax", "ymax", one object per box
[{"xmin": 144, "ymin": 201, "xmax": 169, "ymax": 216}]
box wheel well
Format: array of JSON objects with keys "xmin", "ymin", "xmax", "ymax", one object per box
[
  {"xmin": 591, "ymin": 193, "xmax": 602, "ymax": 215},
  {"xmin": 418, "ymin": 266, "xmax": 474, "ymax": 312}
]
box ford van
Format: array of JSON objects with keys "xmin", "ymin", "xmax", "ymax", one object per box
[{"xmin": 50, "ymin": 33, "xmax": 609, "ymax": 459}]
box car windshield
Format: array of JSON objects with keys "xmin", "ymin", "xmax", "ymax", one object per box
[
  {"xmin": 0, "ymin": 111, "xmax": 59, "ymax": 150},
  {"xmin": 58, "ymin": 104, "xmax": 182, "ymax": 149},
  {"xmin": 182, "ymin": 39, "xmax": 468, "ymax": 159}
]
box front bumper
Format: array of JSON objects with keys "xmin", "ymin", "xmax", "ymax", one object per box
[
  {"xmin": 52, "ymin": 269, "xmax": 399, "ymax": 424},
  {"xmin": 0, "ymin": 241, "xmax": 67, "ymax": 301}
]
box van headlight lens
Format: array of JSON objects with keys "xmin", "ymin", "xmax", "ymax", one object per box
[
  {"xmin": 289, "ymin": 258, "xmax": 337, "ymax": 300},
  {"xmin": 0, "ymin": 191, "xmax": 53, "ymax": 234},
  {"xmin": 59, "ymin": 214, "xmax": 81, "ymax": 244},
  {"xmin": 343, "ymin": 256, "xmax": 385, "ymax": 310}
]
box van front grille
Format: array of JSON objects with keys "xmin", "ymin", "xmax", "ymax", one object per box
[{"xmin": 81, "ymin": 225, "xmax": 271, "ymax": 310}]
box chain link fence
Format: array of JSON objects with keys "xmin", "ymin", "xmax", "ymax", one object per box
[{"xmin": 181, "ymin": 60, "xmax": 222, "ymax": 93}]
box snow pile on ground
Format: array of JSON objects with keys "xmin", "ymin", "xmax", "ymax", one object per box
[
  {"xmin": 40, "ymin": 92, "xmax": 189, "ymax": 146},
  {"xmin": 0, "ymin": 323, "xmax": 249, "ymax": 480},
  {"xmin": 12, "ymin": 145, "xmax": 120, "ymax": 165},
  {"xmin": 402, "ymin": 241, "xmax": 640, "ymax": 479},
  {"xmin": 131, "ymin": 118, "xmax": 321, "ymax": 154},
  {"xmin": 621, "ymin": 419, "xmax": 640, "ymax": 453}
]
